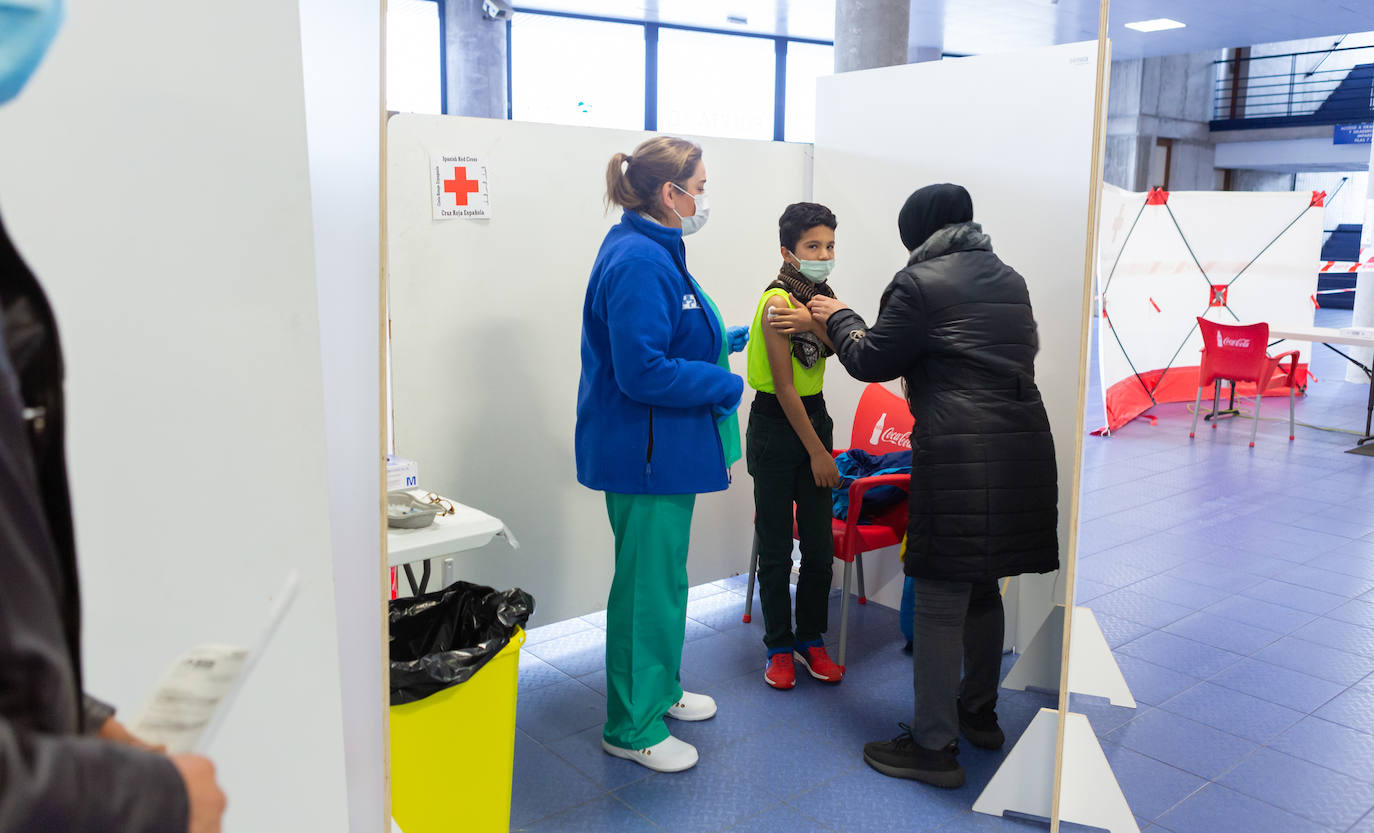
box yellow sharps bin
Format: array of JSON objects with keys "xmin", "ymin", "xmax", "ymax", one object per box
[{"xmin": 390, "ymin": 628, "xmax": 524, "ymax": 833}]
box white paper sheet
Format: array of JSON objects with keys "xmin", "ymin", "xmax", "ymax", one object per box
[{"xmin": 130, "ymin": 571, "xmax": 300, "ymax": 754}]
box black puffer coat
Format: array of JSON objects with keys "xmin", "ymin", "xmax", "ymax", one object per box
[{"xmin": 826, "ymin": 223, "xmax": 1058, "ymax": 582}]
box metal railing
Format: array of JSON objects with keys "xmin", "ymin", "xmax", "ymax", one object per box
[{"xmin": 1212, "ymin": 44, "xmax": 1374, "ymax": 130}]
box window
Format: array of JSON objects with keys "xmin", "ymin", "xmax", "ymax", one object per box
[
  {"xmin": 784, "ymin": 41, "xmax": 834, "ymax": 143},
  {"xmin": 657, "ymin": 29, "xmax": 776, "ymax": 141},
  {"xmin": 386, "ymin": 0, "xmax": 441, "ymax": 114},
  {"xmin": 510, "ymin": 14, "xmax": 645, "ymax": 130}
]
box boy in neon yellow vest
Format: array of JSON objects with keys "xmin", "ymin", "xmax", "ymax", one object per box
[{"xmin": 745, "ymin": 203, "xmax": 846, "ymax": 688}]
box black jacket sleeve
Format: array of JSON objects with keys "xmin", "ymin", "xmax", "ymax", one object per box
[
  {"xmin": 0, "ymin": 313, "xmax": 190, "ymax": 833},
  {"xmin": 0, "ymin": 725, "xmax": 189, "ymax": 833},
  {"xmin": 81, "ymin": 696, "xmax": 115, "ymax": 735},
  {"xmin": 826, "ymin": 275, "xmax": 925, "ymax": 383}
]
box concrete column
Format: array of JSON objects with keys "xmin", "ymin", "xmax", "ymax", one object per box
[
  {"xmin": 835, "ymin": 0, "xmax": 910, "ymax": 73},
  {"xmin": 1104, "ymin": 50, "xmax": 1221, "ymax": 191},
  {"xmin": 443, "ymin": 0, "xmax": 507, "ymax": 118}
]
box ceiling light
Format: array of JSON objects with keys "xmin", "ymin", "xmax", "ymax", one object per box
[{"xmin": 1123, "ymin": 18, "xmax": 1186, "ymax": 32}]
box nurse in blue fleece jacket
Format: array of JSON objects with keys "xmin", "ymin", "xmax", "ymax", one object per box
[{"xmin": 576, "ymin": 136, "xmax": 747, "ymax": 774}]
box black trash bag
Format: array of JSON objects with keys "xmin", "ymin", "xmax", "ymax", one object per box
[{"xmin": 389, "ymin": 581, "xmax": 534, "ymax": 706}]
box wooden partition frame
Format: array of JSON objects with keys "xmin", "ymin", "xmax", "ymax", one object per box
[
  {"xmin": 1049, "ymin": 1, "xmax": 1112, "ymax": 830},
  {"xmin": 380, "ymin": 0, "xmax": 394, "ymax": 822}
]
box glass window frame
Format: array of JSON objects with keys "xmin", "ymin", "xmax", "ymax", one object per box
[
  {"xmin": 386, "ymin": 0, "xmax": 445, "ymax": 115},
  {"xmin": 507, "ymin": 12, "xmax": 648, "ymax": 130},
  {"xmin": 410, "ymin": 3, "xmax": 964, "ymax": 143},
  {"xmin": 502, "ymin": 5, "xmax": 836, "ymax": 142}
]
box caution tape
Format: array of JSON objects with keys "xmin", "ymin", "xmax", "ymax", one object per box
[
  {"xmin": 1320, "ymin": 247, "xmax": 1374, "ymax": 273},
  {"xmin": 1319, "ymin": 260, "xmax": 1372, "ymax": 273}
]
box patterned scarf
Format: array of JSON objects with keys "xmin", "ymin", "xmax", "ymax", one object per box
[{"xmin": 767, "ymin": 263, "xmax": 835, "ymax": 369}]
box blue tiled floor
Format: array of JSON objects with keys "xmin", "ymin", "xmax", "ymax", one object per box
[
  {"xmin": 509, "ymin": 310, "xmax": 1374, "ymax": 831},
  {"xmin": 510, "ymin": 578, "xmax": 1044, "ymax": 832},
  {"xmin": 1074, "ymin": 307, "xmax": 1374, "ymax": 832}
]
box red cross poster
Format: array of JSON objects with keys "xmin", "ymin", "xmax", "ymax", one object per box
[{"xmin": 430, "ymin": 154, "xmax": 490, "ymax": 220}]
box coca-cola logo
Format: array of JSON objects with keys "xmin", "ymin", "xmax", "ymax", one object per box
[
  {"xmin": 1216, "ymin": 333, "xmax": 1251, "ymax": 349},
  {"xmin": 880, "ymin": 427, "xmax": 912, "ymax": 449},
  {"xmin": 869, "ymin": 411, "xmax": 912, "ymax": 449}
]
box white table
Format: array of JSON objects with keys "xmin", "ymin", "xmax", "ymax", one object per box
[
  {"xmin": 388, "ymin": 500, "xmax": 518, "ymax": 594},
  {"xmin": 1270, "ymin": 326, "xmax": 1374, "ymax": 445}
]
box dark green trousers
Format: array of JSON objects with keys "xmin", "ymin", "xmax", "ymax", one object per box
[{"xmin": 746, "ymin": 406, "xmax": 834, "ymax": 651}]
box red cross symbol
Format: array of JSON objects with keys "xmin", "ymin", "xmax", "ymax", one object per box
[{"xmin": 443, "ymin": 166, "xmax": 480, "ymax": 206}]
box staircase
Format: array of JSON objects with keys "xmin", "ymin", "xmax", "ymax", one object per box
[{"xmin": 1318, "ymin": 223, "xmax": 1362, "ymax": 311}]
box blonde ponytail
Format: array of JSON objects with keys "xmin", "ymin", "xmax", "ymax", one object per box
[
  {"xmin": 605, "ymin": 152, "xmax": 641, "ymax": 213},
  {"xmin": 603, "ymin": 136, "xmax": 702, "ymax": 221}
]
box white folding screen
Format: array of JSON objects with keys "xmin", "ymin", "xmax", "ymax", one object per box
[
  {"xmin": 1095, "ymin": 183, "xmax": 1321, "ymax": 433},
  {"xmin": 0, "ymin": 1, "xmax": 381, "ymax": 829},
  {"xmin": 811, "ymin": 42, "xmax": 1102, "ymax": 645},
  {"xmin": 387, "ymin": 115, "xmax": 810, "ymax": 624}
]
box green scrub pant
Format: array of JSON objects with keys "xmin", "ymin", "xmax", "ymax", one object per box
[{"xmin": 603, "ymin": 492, "xmax": 695, "ymax": 750}]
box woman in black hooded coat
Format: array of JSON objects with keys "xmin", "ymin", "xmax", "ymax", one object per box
[{"xmin": 791, "ymin": 184, "xmax": 1058, "ymax": 788}]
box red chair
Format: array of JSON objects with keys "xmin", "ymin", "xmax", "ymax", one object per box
[
  {"xmin": 742, "ymin": 383, "xmax": 913, "ymax": 669},
  {"xmin": 1190, "ymin": 318, "xmax": 1301, "ymax": 447}
]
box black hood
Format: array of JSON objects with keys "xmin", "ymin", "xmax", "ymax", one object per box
[{"xmin": 897, "ymin": 183, "xmax": 974, "ymax": 252}]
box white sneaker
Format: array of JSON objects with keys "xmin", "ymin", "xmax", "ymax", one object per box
[
  {"xmin": 601, "ymin": 734, "xmax": 699, "ymax": 773},
  {"xmin": 665, "ymin": 691, "xmax": 717, "ymax": 721}
]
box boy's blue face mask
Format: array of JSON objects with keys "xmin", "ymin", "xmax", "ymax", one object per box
[{"xmin": 0, "ymin": 0, "xmax": 64, "ymax": 105}]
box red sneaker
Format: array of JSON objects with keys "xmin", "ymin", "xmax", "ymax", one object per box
[
  {"xmin": 794, "ymin": 642, "xmax": 844, "ymax": 683},
  {"xmin": 764, "ymin": 652, "xmax": 796, "ymax": 689}
]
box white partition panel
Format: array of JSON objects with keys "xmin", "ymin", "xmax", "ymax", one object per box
[
  {"xmin": 388, "ymin": 115, "xmax": 809, "ymax": 624},
  {"xmin": 813, "ymin": 42, "xmax": 1101, "ymax": 645},
  {"xmin": 1094, "ymin": 183, "xmax": 1321, "ymax": 433},
  {"xmin": 299, "ymin": 1, "xmax": 387, "ymax": 830},
  {"xmin": 0, "ymin": 1, "xmax": 361, "ymax": 830}
]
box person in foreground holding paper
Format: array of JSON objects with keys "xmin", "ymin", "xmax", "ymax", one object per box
[
  {"xmin": 0, "ymin": 5, "xmax": 225, "ymax": 832},
  {"xmin": 778, "ymin": 184, "xmax": 1059, "ymax": 789}
]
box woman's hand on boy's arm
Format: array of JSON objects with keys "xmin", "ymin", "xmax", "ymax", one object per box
[{"xmin": 807, "ymin": 295, "xmax": 849, "ymax": 326}]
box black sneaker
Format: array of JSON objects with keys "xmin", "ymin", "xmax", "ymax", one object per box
[
  {"xmin": 862, "ymin": 724, "xmax": 965, "ymax": 788},
  {"xmin": 902, "ymin": 640, "xmax": 913, "ymax": 655},
  {"xmin": 957, "ymin": 699, "xmax": 1006, "ymax": 750}
]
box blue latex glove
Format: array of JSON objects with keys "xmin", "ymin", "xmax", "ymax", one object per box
[
  {"xmin": 712, "ymin": 384, "xmax": 743, "ymax": 420},
  {"xmin": 726, "ymin": 325, "xmax": 749, "ymax": 354}
]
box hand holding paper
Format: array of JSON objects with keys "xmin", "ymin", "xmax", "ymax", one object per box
[{"xmin": 130, "ymin": 571, "xmax": 300, "ymax": 755}]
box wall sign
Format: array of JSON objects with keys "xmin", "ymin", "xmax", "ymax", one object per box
[
  {"xmin": 1334, "ymin": 123, "xmax": 1372, "ymax": 145},
  {"xmin": 430, "ymin": 154, "xmax": 491, "ymax": 219}
]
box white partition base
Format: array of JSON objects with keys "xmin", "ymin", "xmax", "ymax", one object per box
[
  {"xmin": 1002, "ymin": 605, "xmax": 1137, "ymax": 708},
  {"xmin": 975, "ymin": 709, "xmax": 1139, "ymax": 833}
]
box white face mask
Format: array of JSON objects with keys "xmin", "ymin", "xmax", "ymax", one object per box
[{"xmin": 672, "ymin": 183, "xmax": 710, "ymax": 235}]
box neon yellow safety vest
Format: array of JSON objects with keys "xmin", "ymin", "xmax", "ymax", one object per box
[{"xmin": 746, "ymin": 287, "xmax": 826, "ymax": 396}]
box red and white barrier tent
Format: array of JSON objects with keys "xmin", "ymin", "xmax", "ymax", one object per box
[{"xmin": 1094, "ymin": 183, "xmax": 1326, "ymax": 434}]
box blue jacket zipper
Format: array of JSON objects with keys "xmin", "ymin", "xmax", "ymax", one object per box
[{"xmin": 645, "ymin": 407, "xmax": 654, "ymax": 477}]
